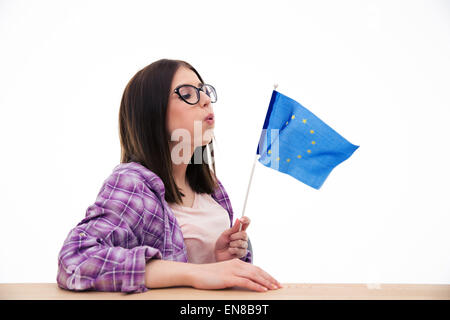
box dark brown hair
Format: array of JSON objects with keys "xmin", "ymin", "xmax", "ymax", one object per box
[{"xmin": 119, "ymin": 58, "xmax": 218, "ymax": 205}]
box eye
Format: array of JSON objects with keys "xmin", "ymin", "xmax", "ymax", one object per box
[{"xmin": 182, "ymin": 93, "xmax": 191, "ymax": 99}]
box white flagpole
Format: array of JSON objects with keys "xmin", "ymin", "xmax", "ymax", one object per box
[
  {"xmin": 239, "ymin": 153, "xmax": 259, "ymax": 232},
  {"xmin": 239, "ymin": 83, "xmax": 278, "ymax": 232}
]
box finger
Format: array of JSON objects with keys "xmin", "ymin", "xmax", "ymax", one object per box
[
  {"xmin": 229, "ymin": 240, "xmax": 248, "ymax": 249},
  {"xmin": 228, "ymin": 247, "xmax": 247, "ymax": 258},
  {"xmin": 255, "ymin": 267, "xmax": 282, "ymax": 289},
  {"xmin": 240, "ymin": 216, "xmax": 251, "ymax": 225},
  {"xmin": 230, "ymin": 218, "xmax": 241, "ymax": 233},
  {"xmin": 233, "ymin": 277, "xmax": 268, "ymax": 292},
  {"xmin": 230, "ymin": 231, "xmax": 248, "ymax": 241},
  {"xmin": 223, "ymin": 218, "xmax": 242, "ymax": 237},
  {"xmin": 237, "ymin": 264, "xmax": 281, "ymax": 290},
  {"xmin": 237, "ymin": 265, "xmax": 278, "ymax": 290},
  {"xmin": 239, "ymin": 216, "xmax": 251, "ymax": 231}
]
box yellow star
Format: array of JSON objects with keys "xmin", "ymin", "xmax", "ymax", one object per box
[
  {"xmin": 311, "ymin": 141, "xmax": 316, "ymax": 145},
  {"xmin": 286, "ymin": 121, "xmax": 289, "ymax": 125},
  {"xmin": 307, "ymin": 149, "xmax": 311, "ymax": 154},
  {"xmin": 310, "ymin": 130, "xmax": 314, "ymax": 134},
  {"xmin": 302, "ymin": 119, "xmax": 307, "ymax": 124},
  {"xmin": 291, "ymin": 115, "xmax": 295, "ymax": 119},
  {"xmin": 286, "ymin": 158, "xmax": 291, "ymax": 162},
  {"xmin": 276, "ymin": 157, "xmax": 280, "ymax": 161},
  {"xmin": 297, "ymin": 155, "xmax": 302, "ymax": 158},
  {"xmin": 268, "ymin": 150, "xmax": 272, "ymax": 154}
]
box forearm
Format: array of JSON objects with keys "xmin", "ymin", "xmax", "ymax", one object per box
[{"xmin": 145, "ymin": 259, "xmax": 196, "ymax": 289}]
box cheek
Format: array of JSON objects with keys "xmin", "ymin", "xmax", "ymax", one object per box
[{"xmin": 166, "ymin": 103, "xmax": 196, "ymax": 138}]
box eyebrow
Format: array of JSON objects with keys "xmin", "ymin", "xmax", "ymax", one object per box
[{"xmin": 186, "ymin": 82, "xmax": 203, "ymax": 87}]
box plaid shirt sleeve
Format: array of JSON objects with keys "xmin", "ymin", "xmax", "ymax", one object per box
[{"xmin": 56, "ymin": 171, "xmax": 163, "ymax": 293}]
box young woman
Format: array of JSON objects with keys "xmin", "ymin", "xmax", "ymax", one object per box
[{"xmin": 56, "ymin": 58, "xmax": 282, "ymax": 293}]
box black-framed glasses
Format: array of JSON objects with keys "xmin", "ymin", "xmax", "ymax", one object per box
[{"xmin": 174, "ymin": 83, "xmax": 217, "ymax": 105}]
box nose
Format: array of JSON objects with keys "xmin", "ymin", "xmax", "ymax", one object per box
[{"xmin": 199, "ymin": 88, "xmax": 211, "ymax": 107}]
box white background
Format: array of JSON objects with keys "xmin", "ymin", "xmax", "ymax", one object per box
[{"xmin": 1, "ymin": 0, "xmax": 449, "ymax": 285}]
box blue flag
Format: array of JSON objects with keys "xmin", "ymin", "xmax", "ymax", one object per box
[{"xmin": 256, "ymin": 90, "xmax": 359, "ymax": 189}]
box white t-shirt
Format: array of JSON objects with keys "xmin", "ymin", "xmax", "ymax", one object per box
[{"xmin": 168, "ymin": 192, "xmax": 230, "ymax": 264}]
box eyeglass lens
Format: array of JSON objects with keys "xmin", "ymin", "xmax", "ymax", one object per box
[{"xmin": 178, "ymin": 84, "xmax": 217, "ymax": 104}]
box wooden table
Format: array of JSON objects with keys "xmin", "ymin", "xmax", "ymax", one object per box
[{"xmin": 1, "ymin": 283, "xmax": 449, "ymax": 300}]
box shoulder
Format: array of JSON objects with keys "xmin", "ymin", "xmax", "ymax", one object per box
[
  {"xmin": 103, "ymin": 168, "xmax": 146, "ymax": 193},
  {"xmin": 111, "ymin": 161, "xmax": 166, "ymax": 198},
  {"xmin": 97, "ymin": 163, "xmax": 162, "ymax": 209}
]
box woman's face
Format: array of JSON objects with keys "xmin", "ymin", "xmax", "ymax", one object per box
[{"xmin": 166, "ymin": 66, "xmax": 214, "ymax": 150}]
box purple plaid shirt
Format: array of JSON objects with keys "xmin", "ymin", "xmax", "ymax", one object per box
[{"xmin": 57, "ymin": 162, "xmax": 252, "ymax": 293}]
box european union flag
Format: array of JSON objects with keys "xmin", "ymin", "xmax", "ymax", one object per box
[{"xmin": 256, "ymin": 90, "xmax": 359, "ymax": 189}]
